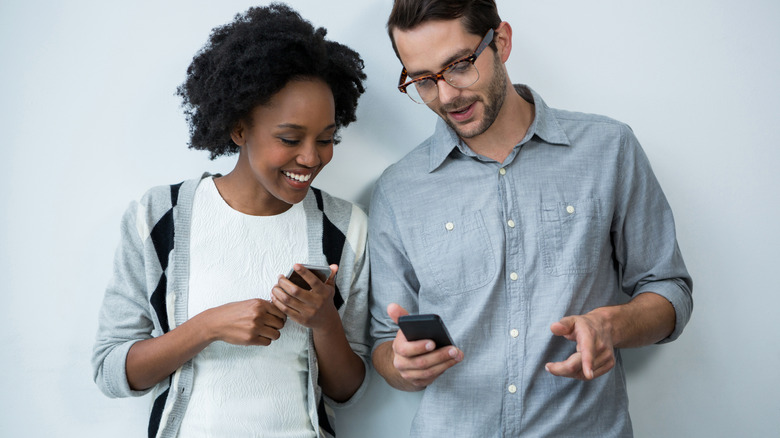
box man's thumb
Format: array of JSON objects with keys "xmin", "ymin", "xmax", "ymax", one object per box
[
  {"xmin": 388, "ymin": 303, "xmax": 409, "ymax": 324},
  {"xmin": 550, "ymin": 317, "xmax": 575, "ymax": 336}
]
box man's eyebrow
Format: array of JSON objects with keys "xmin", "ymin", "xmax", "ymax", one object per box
[{"xmin": 406, "ymin": 48, "xmax": 473, "ymax": 78}]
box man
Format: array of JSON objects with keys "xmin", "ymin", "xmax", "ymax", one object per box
[{"xmin": 368, "ymin": 1, "xmax": 693, "ymax": 436}]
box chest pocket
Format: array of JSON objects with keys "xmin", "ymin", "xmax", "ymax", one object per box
[
  {"xmin": 418, "ymin": 211, "xmax": 496, "ymax": 295},
  {"xmin": 540, "ymin": 199, "xmax": 602, "ymax": 276}
]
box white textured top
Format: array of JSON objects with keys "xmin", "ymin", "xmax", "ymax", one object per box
[{"xmin": 177, "ymin": 177, "xmax": 315, "ymax": 438}]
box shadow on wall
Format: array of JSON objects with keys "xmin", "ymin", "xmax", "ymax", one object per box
[
  {"xmin": 621, "ymin": 345, "xmax": 659, "ymax": 378},
  {"xmin": 356, "ymin": 178, "xmax": 377, "ymax": 214}
]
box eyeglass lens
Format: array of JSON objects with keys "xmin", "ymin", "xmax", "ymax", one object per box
[{"xmin": 407, "ymin": 61, "xmax": 480, "ymax": 104}]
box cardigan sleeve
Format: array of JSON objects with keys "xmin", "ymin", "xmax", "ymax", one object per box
[
  {"xmin": 91, "ymin": 201, "xmax": 156, "ymax": 398},
  {"xmin": 324, "ymin": 203, "xmax": 371, "ymax": 408}
]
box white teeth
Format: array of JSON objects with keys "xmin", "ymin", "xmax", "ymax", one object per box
[{"xmin": 283, "ymin": 171, "xmax": 311, "ymax": 182}]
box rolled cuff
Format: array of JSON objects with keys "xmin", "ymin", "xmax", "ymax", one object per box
[
  {"xmin": 636, "ymin": 278, "xmax": 693, "ymax": 343},
  {"xmin": 95, "ymin": 339, "xmax": 151, "ymax": 398},
  {"xmin": 321, "ymin": 356, "xmax": 371, "ymax": 409}
]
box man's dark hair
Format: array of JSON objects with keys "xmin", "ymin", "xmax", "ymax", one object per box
[
  {"xmin": 386, "ymin": 0, "xmax": 501, "ymax": 59},
  {"xmin": 177, "ymin": 3, "xmax": 366, "ymax": 159}
]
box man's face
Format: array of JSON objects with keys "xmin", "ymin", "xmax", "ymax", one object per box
[{"xmin": 393, "ymin": 19, "xmax": 508, "ymax": 139}]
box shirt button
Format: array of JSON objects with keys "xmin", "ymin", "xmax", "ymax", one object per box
[
  {"xmin": 499, "ymin": 168, "xmax": 507, "ymax": 175},
  {"xmin": 510, "ymin": 272, "xmax": 518, "ymax": 281},
  {"xmin": 507, "ymin": 219, "xmax": 515, "ymax": 228},
  {"xmin": 508, "ymin": 384, "xmax": 517, "ymax": 394},
  {"xmin": 510, "ymin": 329, "xmax": 519, "ymax": 338},
  {"xmin": 445, "ymin": 222, "xmax": 454, "ymax": 231},
  {"xmin": 566, "ymin": 205, "xmax": 575, "ymax": 214}
]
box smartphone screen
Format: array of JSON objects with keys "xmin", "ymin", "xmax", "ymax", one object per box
[
  {"xmin": 286, "ymin": 264, "xmax": 331, "ymax": 290},
  {"xmin": 398, "ymin": 314, "xmax": 455, "ymax": 348}
]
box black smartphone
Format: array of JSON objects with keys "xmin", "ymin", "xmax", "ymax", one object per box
[
  {"xmin": 286, "ymin": 264, "xmax": 331, "ymax": 290},
  {"xmin": 398, "ymin": 314, "xmax": 455, "ymax": 348}
]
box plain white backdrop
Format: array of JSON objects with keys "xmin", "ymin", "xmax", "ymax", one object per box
[{"xmin": 1, "ymin": 0, "xmax": 778, "ymax": 436}]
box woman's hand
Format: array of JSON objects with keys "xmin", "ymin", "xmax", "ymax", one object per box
[
  {"xmin": 204, "ymin": 298, "xmax": 288, "ymax": 346},
  {"xmin": 271, "ymin": 264, "xmax": 340, "ymax": 331},
  {"xmin": 272, "ymin": 263, "xmax": 365, "ymax": 402},
  {"xmin": 126, "ymin": 298, "xmax": 286, "ymax": 391}
]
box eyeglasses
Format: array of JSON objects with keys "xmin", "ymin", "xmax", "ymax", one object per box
[{"xmin": 398, "ymin": 28, "xmax": 495, "ymax": 104}]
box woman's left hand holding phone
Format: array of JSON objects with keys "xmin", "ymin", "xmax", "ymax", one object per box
[
  {"xmin": 272, "ymin": 264, "xmax": 339, "ymax": 331},
  {"xmin": 271, "ymin": 263, "xmax": 365, "ymax": 403}
]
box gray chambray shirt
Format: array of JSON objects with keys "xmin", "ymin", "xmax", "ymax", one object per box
[{"xmin": 369, "ymin": 85, "xmax": 692, "ymax": 437}]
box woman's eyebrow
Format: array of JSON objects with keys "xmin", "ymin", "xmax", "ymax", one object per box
[{"xmin": 276, "ymin": 123, "xmax": 337, "ymax": 131}]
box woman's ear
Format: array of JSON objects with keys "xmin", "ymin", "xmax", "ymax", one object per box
[
  {"xmin": 230, "ymin": 120, "xmax": 246, "ymax": 147},
  {"xmin": 494, "ymin": 21, "xmax": 513, "ymax": 63}
]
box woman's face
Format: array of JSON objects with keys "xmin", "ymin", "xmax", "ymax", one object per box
[{"xmin": 231, "ymin": 78, "xmax": 336, "ymax": 215}]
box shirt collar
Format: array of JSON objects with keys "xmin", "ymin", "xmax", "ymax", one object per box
[{"xmin": 427, "ymin": 84, "xmax": 571, "ymax": 172}]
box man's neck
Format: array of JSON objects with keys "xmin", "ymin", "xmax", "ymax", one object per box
[{"xmin": 462, "ymin": 85, "xmax": 535, "ymax": 163}]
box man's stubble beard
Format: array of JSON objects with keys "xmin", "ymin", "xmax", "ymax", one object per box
[{"xmin": 439, "ymin": 53, "xmax": 508, "ymax": 139}]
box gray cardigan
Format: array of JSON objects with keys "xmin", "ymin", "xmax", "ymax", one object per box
[{"xmin": 92, "ymin": 174, "xmax": 370, "ymax": 438}]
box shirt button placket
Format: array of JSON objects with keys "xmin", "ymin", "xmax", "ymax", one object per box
[{"xmin": 499, "ymin": 162, "xmax": 522, "ymax": 435}]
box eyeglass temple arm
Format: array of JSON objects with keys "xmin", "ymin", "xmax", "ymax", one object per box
[{"xmin": 474, "ymin": 28, "xmax": 494, "ymax": 58}]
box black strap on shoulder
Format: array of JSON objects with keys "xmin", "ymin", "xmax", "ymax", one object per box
[
  {"xmin": 146, "ymin": 182, "xmax": 184, "ymax": 437},
  {"xmin": 312, "ymin": 188, "xmax": 344, "ymax": 310},
  {"xmin": 149, "ymin": 181, "xmax": 183, "ymax": 334}
]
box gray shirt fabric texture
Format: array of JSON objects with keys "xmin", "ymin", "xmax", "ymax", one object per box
[
  {"xmin": 92, "ymin": 174, "xmax": 370, "ymax": 438},
  {"xmin": 368, "ymin": 85, "xmax": 693, "ymax": 437}
]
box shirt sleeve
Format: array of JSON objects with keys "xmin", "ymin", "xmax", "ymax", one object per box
[
  {"xmin": 325, "ymin": 203, "xmax": 372, "ymax": 408},
  {"xmin": 368, "ymin": 180, "xmax": 422, "ymax": 352},
  {"xmin": 612, "ymin": 125, "xmax": 694, "ymax": 342},
  {"xmin": 91, "ymin": 201, "xmax": 155, "ymax": 398}
]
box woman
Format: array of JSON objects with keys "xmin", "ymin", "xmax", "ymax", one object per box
[{"xmin": 92, "ymin": 4, "xmax": 369, "ymax": 437}]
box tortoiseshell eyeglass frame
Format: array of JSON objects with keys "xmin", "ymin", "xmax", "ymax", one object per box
[{"xmin": 397, "ymin": 28, "xmax": 495, "ymax": 102}]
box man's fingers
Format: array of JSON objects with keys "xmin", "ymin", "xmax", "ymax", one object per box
[
  {"xmin": 545, "ymin": 351, "xmax": 583, "ymax": 378},
  {"xmin": 398, "ymin": 357, "xmax": 461, "ymax": 386},
  {"xmin": 545, "ymin": 350, "xmax": 615, "ymax": 380},
  {"xmin": 394, "ymin": 345, "xmax": 463, "ymax": 386},
  {"xmin": 576, "ymin": 330, "xmax": 597, "ymax": 380},
  {"xmin": 550, "ymin": 317, "xmax": 575, "ymax": 338},
  {"xmin": 394, "ymin": 337, "xmax": 437, "ymax": 358},
  {"xmin": 589, "ymin": 348, "xmax": 616, "ymax": 378}
]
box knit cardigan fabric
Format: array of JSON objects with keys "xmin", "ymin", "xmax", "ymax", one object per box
[{"xmin": 92, "ymin": 174, "xmax": 370, "ymax": 438}]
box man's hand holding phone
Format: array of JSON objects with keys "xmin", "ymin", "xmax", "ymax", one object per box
[{"xmin": 388, "ymin": 303, "xmax": 463, "ymax": 389}]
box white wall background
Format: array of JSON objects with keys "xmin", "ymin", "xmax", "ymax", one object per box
[{"xmin": 1, "ymin": 0, "xmax": 778, "ymax": 436}]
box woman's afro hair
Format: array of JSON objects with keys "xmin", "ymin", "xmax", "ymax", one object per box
[{"xmin": 177, "ymin": 3, "xmax": 366, "ymax": 159}]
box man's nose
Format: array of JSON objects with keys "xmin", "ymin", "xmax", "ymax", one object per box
[{"xmin": 435, "ymin": 78, "xmax": 462, "ymax": 105}]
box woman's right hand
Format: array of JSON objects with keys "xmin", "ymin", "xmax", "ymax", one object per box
[
  {"xmin": 204, "ymin": 298, "xmax": 288, "ymax": 346},
  {"xmin": 126, "ymin": 298, "xmax": 287, "ymax": 391}
]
